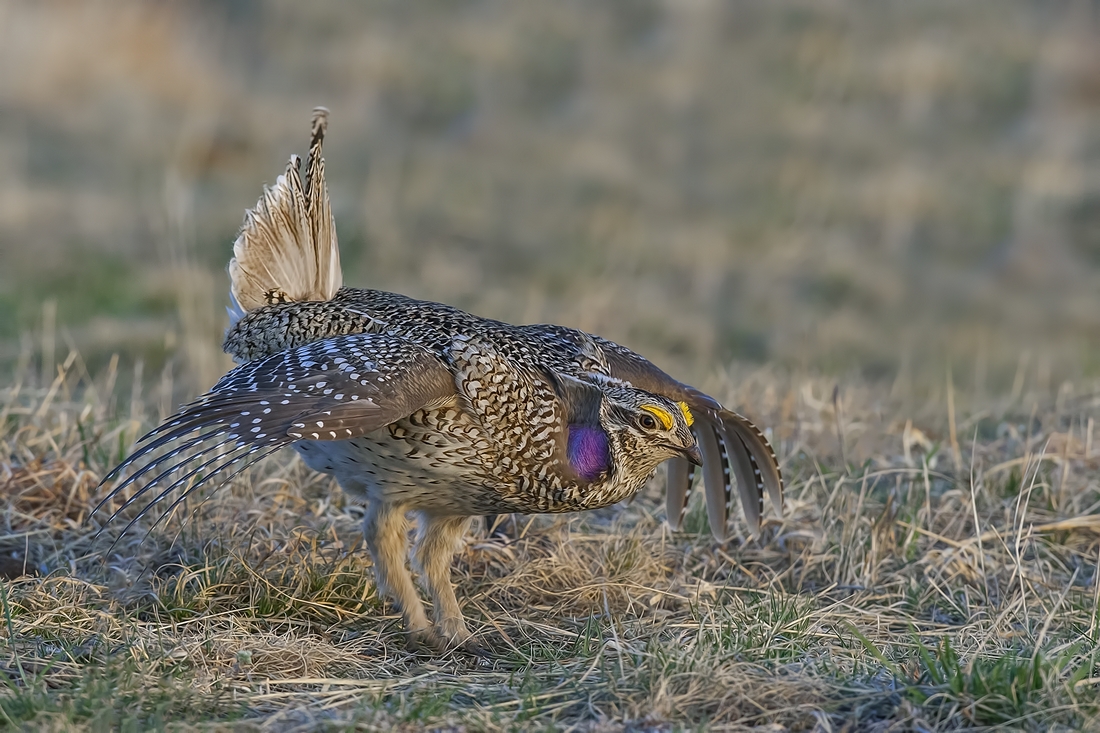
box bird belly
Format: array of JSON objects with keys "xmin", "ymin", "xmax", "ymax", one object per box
[{"xmin": 293, "ymin": 405, "xmax": 508, "ymax": 514}]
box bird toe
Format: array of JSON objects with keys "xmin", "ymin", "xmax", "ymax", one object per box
[
  {"xmin": 407, "ymin": 628, "xmax": 449, "ymax": 655},
  {"xmin": 459, "ymin": 635, "xmax": 492, "ymax": 658}
]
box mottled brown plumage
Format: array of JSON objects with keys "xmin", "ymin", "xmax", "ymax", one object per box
[{"xmin": 98, "ymin": 109, "xmax": 783, "ymax": 653}]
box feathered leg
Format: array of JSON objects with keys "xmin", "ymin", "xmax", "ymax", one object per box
[
  {"xmin": 413, "ymin": 513, "xmax": 482, "ymax": 653},
  {"xmin": 361, "ymin": 501, "xmax": 433, "ymax": 648}
]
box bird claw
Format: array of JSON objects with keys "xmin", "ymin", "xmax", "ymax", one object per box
[{"xmin": 459, "ymin": 636, "xmax": 491, "ymax": 658}]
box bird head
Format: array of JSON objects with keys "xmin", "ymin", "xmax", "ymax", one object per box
[
  {"xmin": 550, "ymin": 371, "xmax": 700, "ymax": 485},
  {"xmin": 598, "ymin": 385, "xmax": 701, "ymax": 474}
]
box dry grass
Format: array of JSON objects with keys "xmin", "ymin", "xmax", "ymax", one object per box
[
  {"xmin": 5, "ymin": 1, "xmax": 1100, "ymax": 729},
  {"xmin": 3, "ymin": 350, "xmax": 1100, "ymax": 731}
]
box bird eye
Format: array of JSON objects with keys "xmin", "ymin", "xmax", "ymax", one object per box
[{"xmin": 638, "ymin": 413, "xmax": 658, "ymax": 430}]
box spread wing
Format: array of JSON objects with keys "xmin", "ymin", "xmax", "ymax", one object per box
[
  {"xmin": 94, "ymin": 334, "xmax": 456, "ymax": 538},
  {"xmin": 592, "ymin": 336, "xmax": 784, "ymax": 539}
]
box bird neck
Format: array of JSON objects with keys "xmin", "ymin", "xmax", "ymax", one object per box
[{"xmin": 566, "ymin": 425, "xmax": 611, "ymax": 482}]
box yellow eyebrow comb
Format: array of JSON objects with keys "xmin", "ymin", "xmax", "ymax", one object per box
[{"xmin": 640, "ymin": 405, "xmax": 675, "ymax": 430}]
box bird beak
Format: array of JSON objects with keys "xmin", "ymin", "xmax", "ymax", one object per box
[{"xmin": 680, "ymin": 444, "xmax": 703, "ymax": 466}]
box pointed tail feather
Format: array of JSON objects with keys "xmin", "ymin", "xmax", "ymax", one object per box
[{"xmin": 228, "ymin": 107, "xmax": 342, "ymax": 323}]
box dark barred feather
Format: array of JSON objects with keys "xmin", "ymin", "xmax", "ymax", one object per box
[
  {"xmin": 719, "ymin": 408, "xmax": 783, "ymax": 519},
  {"xmin": 694, "ymin": 418, "xmax": 728, "ymax": 539},
  {"xmin": 716, "ymin": 414, "xmax": 763, "ymax": 535}
]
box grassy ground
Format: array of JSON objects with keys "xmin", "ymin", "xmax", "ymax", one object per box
[
  {"xmin": 5, "ymin": 0, "xmax": 1100, "ymax": 730},
  {"xmin": 4, "ymin": 352, "xmax": 1100, "ymax": 731}
]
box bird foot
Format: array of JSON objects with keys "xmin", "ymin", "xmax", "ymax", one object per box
[
  {"xmin": 407, "ymin": 628, "xmax": 449, "ymax": 655},
  {"xmin": 407, "ymin": 628, "xmax": 490, "ymax": 657}
]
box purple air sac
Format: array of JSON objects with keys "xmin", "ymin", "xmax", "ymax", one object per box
[{"xmin": 567, "ymin": 425, "xmax": 611, "ymax": 482}]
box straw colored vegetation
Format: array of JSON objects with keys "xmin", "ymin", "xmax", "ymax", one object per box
[
  {"xmin": 3, "ymin": 350, "xmax": 1100, "ymax": 731},
  {"xmin": 4, "ymin": 0, "xmax": 1100, "ymax": 730}
]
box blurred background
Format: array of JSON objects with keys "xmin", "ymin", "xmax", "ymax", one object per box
[{"xmin": 2, "ymin": 0, "xmax": 1100, "ymax": 401}]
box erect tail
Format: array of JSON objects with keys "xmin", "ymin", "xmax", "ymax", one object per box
[{"xmin": 227, "ymin": 107, "xmax": 343, "ymax": 325}]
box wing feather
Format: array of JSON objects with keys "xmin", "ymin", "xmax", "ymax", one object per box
[
  {"xmin": 715, "ymin": 416, "xmax": 763, "ymax": 533},
  {"xmin": 693, "ymin": 421, "xmax": 729, "ymax": 540},
  {"xmin": 95, "ymin": 334, "xmax": 456, "ymax": 539},
  {"xmin": 720, "ymin": 408, "xmax": 784, "ymax": 517},
  {"xmin": 592, "ymin": 335, "xmax": 783, "ymax": 538},
  {"xmin": 664, "ymin": 456, "xmax": 693, "ymax": 531}
]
